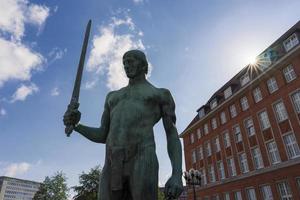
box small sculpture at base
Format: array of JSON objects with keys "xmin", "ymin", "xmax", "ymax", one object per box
[{"xmin": 63, "ymin": 50, "xmax": 183, "ymax": 200}]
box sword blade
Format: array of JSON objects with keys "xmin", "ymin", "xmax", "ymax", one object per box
[{"xmin": 65, "ymin": 19, "xmax": 92, "ymax": 136}]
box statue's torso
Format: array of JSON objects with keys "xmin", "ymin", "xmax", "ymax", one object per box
[{"xmin": 106, "ymin": 82, "xmax": 163, "ymax": 146}]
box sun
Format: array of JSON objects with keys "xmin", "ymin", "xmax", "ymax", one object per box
[{"xmin": 248, "ymin": 55, "xmax": 258, "ymax": 65}]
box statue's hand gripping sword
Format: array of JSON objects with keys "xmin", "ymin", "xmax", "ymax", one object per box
[{"xmin": 65, "ymin": 20, "xmax": 92, "ymax": 136}]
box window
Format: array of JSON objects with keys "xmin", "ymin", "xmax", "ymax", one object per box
[
  {"xmin": 223, "ymin": 131, "xmax": 231, "ymax": 148},
  {"xmin": 191, "ymin": 149, "xmax": 196, "ymax": 163},
  {"xmin": 197, "ymin": 128, "xmax": 202, "ymax": 139},
  {"xmin": 258, "ymin": 111, "xmax": 271, "ymax": 130},
  {"xmin": 260, "ymin": 185, "xmax": 274, "ymax": 200},
  {"xmin": 204, "ymin": 123, "xmax": 209, "ymax": 135},
  {"xmin": 233, "ymin": 125, "xmax": 242, "ymax": 143},
  {"xmin": 245, "ymin": 118, "xmax": 255, "ymax": 136},
  {"xmin": 217, "ymin": 161, "xmax": 225, "ymax": 180},
  {"xmin": 212, "ymin": 195, "xmax": 220, "ymax": 200},
  {"xmin": 283, "ymin": 33, "xmax": 299, "ymax": 52},
  {"xmin": 224, "ymin": 87, "xmax": 232, "ymax": 99},
  {"xmin": 234, "ymin": 191, "xmax": 242, "ymax": 200},
  {"xmin": 273, "ymin": 101, "xmax": 288, "ymax": 122},
  {"xmin": 253, "ymin": 87, "xmax": 263, "ymax": 103},
  {"xmin": 214, "ymin": 137, "xmax": 221, "ymax": 152},
  {"xmin": 267, "ymin": 77, "xmax": 278, "ymax": 94},
  {"xmin": 220, "ymin": 111, "xmax": 227, "ymax": 124},
  {"xmin": 277, "ymin": 181, "xmax": 293, "ymax": 200},
  {"xmin": 240, "ymin": 96, "xmax": 249, "ymax": 111},
  {"xmin": 296, "ymin": 177, "xmax": 300, "ymax": 191},
  {"xmin": 208, "ymin": 165, "xmax": 216, "ymax": 183},
  {"xmin": 199, "ymin": 108, "xmax": 205, "ymax": 119},
  {"xmin": 246, "ymin": 188, "xmax": 257, "ymax": 200},
  {"xmin": 267, "ymin": 141, "xmax": 281, "ymax": 164},
  {"xmin": 252, "ymin": 147, "xmax": 264, "ymax": 169},
  {"xmin": 241, "ymin": 72, "xmax": 250, "ymax": 86},
  {"xmin": 239, "ymin": 153, "xmax": 249, "ymax": 173},
  {"xmin": 283, "ymin": 133, "xmax": 300, "ymax": 159},
  {"xmin": 291, "ymin": 91, "xmax": 300, "ymax": 113},
  {"xmin": 210, "ymin": 98, "xmax": 218, "ymax": 110},
  {"xmin": 200, "ymin": 168, "xmax": 207, "ymax": 185},
  {"xmin": 211, "ymin": 118, "xmax": 217, "ymax": 129},
  {"xmin": 227, "ymin": 157, "xmax": 237, "ymax": 176},
  {"xmin": 283, "ymin": 65, "xmax": 297, "ymax": 83},
  {"xmin": 190, "ymin": 133, "xmax": 195, "ymax": 143},
  {"xmin": 197, "ymin": 146, "xmax": 203, "ymax": 160},
  {"xmin": 230, "ymin": 104, "xmax": 237, "ymax": 118},
  {"xmin": 224, "ymin": 193, "xmax": 230, "ymax": 200},
  {"xmin": 205, "ymin": 141, "xmax": 212, "ymax": 157}
]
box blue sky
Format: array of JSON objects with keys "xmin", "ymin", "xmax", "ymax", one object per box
[{"xmin": 0, "ymin": 0, "xmax": 300, "ymax": 193}]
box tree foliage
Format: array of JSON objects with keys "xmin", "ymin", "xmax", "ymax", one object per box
[
  {"xmin": 33, "ymin": 171, "xmax": 69, "ymax": 200},
  {"xmin": 72, "ymin": 165, "xmax": 101, "ymax": 200},
  {"xmin": 158, "ymin": 188, "xmax": 165, "ymax": 200}
]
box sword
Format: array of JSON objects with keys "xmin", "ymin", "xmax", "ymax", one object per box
[{"xmin": 65, "ymin": 19, "xmax": 92, "ymax": 136}]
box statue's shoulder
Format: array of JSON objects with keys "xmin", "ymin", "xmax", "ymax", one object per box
[{"xmin": 106, "ymin": 87, "xmax": 127, "ymax": 101}]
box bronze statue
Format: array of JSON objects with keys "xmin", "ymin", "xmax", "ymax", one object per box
[{"xmin": 63, "ymin": 49, "xmax": 183, "ymax": 200}]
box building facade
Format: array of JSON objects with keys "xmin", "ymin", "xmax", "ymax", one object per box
[
  {"xmin": 0, "ymin": 176, "xmax": 41, "ymax": 200},
  {"xmin": 180, "ymin": 21, "xmax": 300, "ymax": 200}
]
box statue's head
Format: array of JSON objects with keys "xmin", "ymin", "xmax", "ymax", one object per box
[{"xmin": 123, "ymin": 50, "xmax": 148, "ymax": 78}]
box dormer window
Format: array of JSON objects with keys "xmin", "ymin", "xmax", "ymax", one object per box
[
  {"xmin": 259, "ymin": 52, "xmax": 272, "ymax": 70},
  {"xmin": 224, "ymin": 86, "xmax": 232, "ymax": 99},
  {"xmin": 210, "ymin": 98, "xmax": 218, "ymax": 110},
  {"xmin": 198, "ymin": 108, "xmax": 205, "ymax": 119},
  {"xmin": 240, "ymin": 72, "xmax": 250, "ymax": 86},
  {"xmin": 283, "ymin": 33, "xmax": 299, "ymax": 52}
]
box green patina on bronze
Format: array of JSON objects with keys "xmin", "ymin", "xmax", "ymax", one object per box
[{"xmin": 64, "ymin": 50, "xmax": 183, "ymax": 200}]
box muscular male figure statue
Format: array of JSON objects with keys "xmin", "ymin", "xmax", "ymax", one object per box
[{"xmin": 63, "ymin": 50, "xmax": 183, "ymax": 200}]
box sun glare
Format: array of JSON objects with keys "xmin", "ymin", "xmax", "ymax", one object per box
[{"xmin": 248, "ymin": 56, "xmax": 257, "ymax": 65}]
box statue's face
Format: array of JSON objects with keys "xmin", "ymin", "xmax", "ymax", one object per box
[{"xmin": 123, "ymin": 54, "xmax": 143, "ymax": 78}]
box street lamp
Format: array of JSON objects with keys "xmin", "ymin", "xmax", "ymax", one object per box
[{"xmin": 183, "ymin": 168, "xmax": 201, "ymax": 200}]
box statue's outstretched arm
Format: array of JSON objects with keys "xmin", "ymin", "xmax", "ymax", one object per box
[{"xmin": 74, "ymin": 94, "xmax": 111, "ymax": 144}]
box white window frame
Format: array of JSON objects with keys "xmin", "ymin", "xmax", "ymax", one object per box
[
  {"xmin": 283, "ymin": 133, "xmax": 300, "ymax": 159},
  {"xmin": 224, "ymin": 87, "xmax": 232, "ymax": 99},
  {"xmin": 267, "ymin": 141, "xmax": 281, "ymax": 164},
  {"xmin": 191, "ymin": 149, "xmax": 197, "ymax": 164},
  {"xmin": 260, "ymin": 185, "xmax": 274, "ymax": 200},
  {"xmin": 251, "ymin": 147, "xmax": 264, "ymax": 169},
  {"xmin": 234, "ymin": 191, "xmax": 242, "ymax": 200},
  {"xmin": 230, "ymin": 104, "xmax": 237, "ymax": 118},
  {"xmin": 283, "ymin": 33, "xmax": 299, "ymax": 52},
  {"xmin": 200, "ymin": 168, "xmax": 207, "ymax": 185},
  {"xmin": 223, "ymin": 131, "xmax": 231, "ymax": 148},
  {"xmin": 277, "ymin": 181, "xmax": 293, "ymax": 200},
  {"xmin": 211, "ymin": 117, "xmax": 218, "ymax": 130},
  {"xmin": 239, "ymin": 152, "xmax": 249, "ymax": 173},
  {"xmin": 217, "ymin": 161, "xmax": 226, "ymax": 180},
  {"xmin": 240, "ymin": 96, "xmax": 249, "ymax": 111},
  {"xmin": 240, "ymin": 72, "xmax": 250, "ymax": 86},
  {"xmin": 224, "ymin": 193, "xmax": 230, "ymax": 200},
  {"xmin": 258, "ymin": 110, "xmax": 271, "ymax": 130},
  {"xmin": 208, "ymin": 165, "xmax": 216, "ymax": 183},
  {"xmin": 190, "ymin": 133, "xmax": 195, "ymax": 144},
  {"xmin": 197, "ymin": 145, "xmax": 204, "ymax": 160},
  {"xmin": 210, "ymin": 98, "xmax": 218, "ymax": 110},
  {"xmin": 283, "ymin": 65, "xmax": 297, "ymax": 83},
  {"xmin": 291, "ymin": 90, "xmax": 300, "ymax": 114},
  {"xmin": 204, "ymin": 123, "xmax": 209, "ymax": 135},
  {"xmin": 267, "ymin": 77, "xmax": 278, "ymax": 94},
  {"xmin": 245, "ymin": 118, "xmax": 256, "ymax": 136},
  {"xmin": 227, "ymin": 157, "xmax": 237, "ymax": 177},
  {"xmin": 214, "ymin": 137, "xmax": 221, "ymax": 152},
  {"xmin": 233, "ymin": 125, "xmax": 242, "ymax": 143},
  {"xmin": 199, "ymin": 108, "xmax": 205, "ymax": 119},
  {"xmin": 273, "ymin": 101, "xmax": 288, "ymax": 122},
  {"xmin": 197, "ymin": 128, "xmax": 202, "ymax": 139},
  {"xmin": 246, "ymin": 188, "xmax": 257, "ymax": 200},
  {"xmin": 253, "ymin": 87, "xmax": 263, "ymax": 103},
  {"xmin": 220, "ymin": 111, "xmax": 227, "ymax": 124},
  {"xmin": 205, "ymin": 141, "xmax": 212, "ymax": 157}
]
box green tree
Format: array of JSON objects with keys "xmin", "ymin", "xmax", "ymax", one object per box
[
  {"xmin": 72, "ymin": 165, "xmax": 101, "ymax": 200},
  {"xmin": 33, "ymin": 171, "xmax": 69, "ymax": 200},
  {"xmin": 158, "ymin": 188, "xmax": 165, "ymax": 200}
]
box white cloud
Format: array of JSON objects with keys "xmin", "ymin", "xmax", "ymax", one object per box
[
  {"xmin": 11, "ymin": 83, "xmax": 39, "ymax": 102},
  {"xmin": 0, "ymin": 0, "xmax": 50, "ymax": 88},
  {"xmin": 3, "ymin": 162, "xmax": 31, "ymax": 177},
  {"xmin": 0, "ymin": 108, "xmax": 6, "ymax": 116},
  {"xmin": 133, "ymin": 0, "xmax": 144, "ymax": 4},
  {"xmin": 48, "ymin": 47, "xmax": 67, "ymax": 62},
  {"xmin": 0, "ymin": 38, "xmax": 43, "ymax": 86},
  {"xmin": 51, "ymin": 87, "xmax": 59, "ymax": 96},
  {"xmin": 87, "ymin": 13, "xmax": 149, "ymax": 90}
]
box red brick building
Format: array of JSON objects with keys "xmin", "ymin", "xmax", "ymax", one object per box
[{"xmin": 180, "ymin": 21, "xmax": 300, "ymax": 200}]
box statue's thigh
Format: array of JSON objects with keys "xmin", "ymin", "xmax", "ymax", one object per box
[
  {"xmin": 98, "ymin": 164, "xmax": 111, "ymax": 200},
  {"xmin": 130, "ymin": 147, "xmax": 158, "ymax": 200}
]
